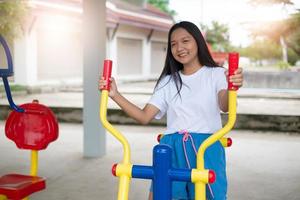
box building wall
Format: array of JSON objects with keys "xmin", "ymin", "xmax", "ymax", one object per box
[
  {"xmin": 244, "ymin": 71, "xmax": 300, "ymax": 89},
  {"xmin": 150, "ymin": 41, "xmax": 167, "ymax": 75},
  {"xmin": 12, "ymin": 17, "xmax": 169, "ymax": 86},
  {"xmin": 150, "ymin": 31, "xmax": 168, "ymax": 77},
  {"xmin": 106, "ymin": 24, "xmax": 168, "ymax": 81},
  {"xmin": 36, "ymin": 15, "xmax": 83, "ymax": 83},
  {"xmin": 117, "ymin": 37, "xmax": 143, "ymax": 75}
]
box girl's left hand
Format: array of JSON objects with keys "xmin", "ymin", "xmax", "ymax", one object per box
[{"xmin": 225, "ymin": 68, "xmax": 243, "ymax": 88}]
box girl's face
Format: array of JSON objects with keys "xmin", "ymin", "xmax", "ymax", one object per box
[{"xmin": 170, "ymin": 28, "xmax": 200, "ymax": 68}]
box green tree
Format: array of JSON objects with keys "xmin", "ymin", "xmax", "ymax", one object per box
[
  {"xmin": 200, "ymin": 21, "xmax": 231, "ymax": 52},
  {"xmin": 285, "ymin": 12, "xmax": 300, "ymax": 57},
  {"xmin": 240, "ymin": 39, "xmax": 282, "ymax": 65},
  {"xmin": 148, "ymin": 0, "xmax": 176, "ymax": 16},
  {"xmin": 249, "ymin": 0, "xmax": 300, "ymax": 64},
  {"xmin": 0, "ymin": 0, "xmax": 28, "ymax": 41}
]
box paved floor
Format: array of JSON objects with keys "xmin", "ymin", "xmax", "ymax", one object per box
[{"xmin": 1, "ymin": 123, "xmax": 300, "ymax": 200}]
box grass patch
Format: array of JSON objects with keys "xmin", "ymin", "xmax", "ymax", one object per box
[{"xmin": 0, "ymin": 84, "xmax": 27, "ymax": 92}]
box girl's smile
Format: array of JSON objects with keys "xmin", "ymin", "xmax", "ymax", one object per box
[{"xmin": 170, "ymin": 28, "xmax": 202, "ymax": 74}]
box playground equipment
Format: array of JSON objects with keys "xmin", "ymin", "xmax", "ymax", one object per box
[
  {"xmin": 100, "ymin": 53, "xmax": 239, "ymax": 200},
  {"xmin": 0, "ymin": 35, "xmax": 59, "ymax": 200}
]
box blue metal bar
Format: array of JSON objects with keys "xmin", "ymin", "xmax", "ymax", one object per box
[
  {"xmin": 0, "ymin": 35, "xmax": 13, "ymax": 76},
  {"xmin": 0, "ymin": 34, "xmax": 24, "ymax": 112},
  {"xmin": 169, "ymin": 168, "xmax": 191, "ymax": 182},
  {"xmin": 132, "ymin": 165, "xmax": 154, "ymax": 179},
  {"xmin": 153, "ymin": 144, "xmax": 172, "ymax": 200},
  {"xmin": 3, "ymin": 77, "xmax": 24, "ymax": 112}
]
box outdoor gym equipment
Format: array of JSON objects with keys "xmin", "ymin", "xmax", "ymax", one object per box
[
  {"xmin": 100, "ymin": 53, "xmax": 239, "ymax": 200},
  {"xmin": 0, "ymin": 35, "xmax": 59, "ymax": 200}
]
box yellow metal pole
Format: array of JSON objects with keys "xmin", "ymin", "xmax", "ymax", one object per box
[
  {"xmin": 100, "ymin": 91, "xmax": 131, "ymax": 164},
  {"xmin": 30, "ymin": 150, "xmax": 38, "ymax": 176},
  {"xmin": 100, "ymin": 90, "xmax": 132, "ymax": 200},
  {"xmin": 195, "ymin": 91, "xmax": 237, "ymax": 200},
  {"xmin": 22, "ymin": 150, "xmax": 39, "ymax": 200}
]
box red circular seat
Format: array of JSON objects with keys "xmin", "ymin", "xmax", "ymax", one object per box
[{"xmin": 5, "ymin": 101, "xmax": 58, "ymax": 150}]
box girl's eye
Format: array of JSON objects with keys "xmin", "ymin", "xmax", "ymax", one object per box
[
  {"xmin": 183, "ymin": 40, "xmax": 189, "ymax": 43},
  {"xmin": 171, "ymin": 43, "xmax": 176, "ymax": 47}
]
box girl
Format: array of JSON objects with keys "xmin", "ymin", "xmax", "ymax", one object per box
[{"xmin": 99, "ymin": 21, "xmax": 243, "ymax": 200}]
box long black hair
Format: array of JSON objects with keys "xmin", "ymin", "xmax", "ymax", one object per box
[{"xmin": 155, "ymin": 21, "xmax": 219, "ymax": 94}]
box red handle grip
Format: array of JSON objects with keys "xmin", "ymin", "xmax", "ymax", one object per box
[
  {"xmin": 228, "ymin": 52, "xmax": 239, "ymax": 91},
  {"xmin": 102, "ymin": 59, "xmax": 113, "ymax": 91}
]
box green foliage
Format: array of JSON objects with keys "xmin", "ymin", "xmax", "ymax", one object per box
[
  {"xmin": 240, "ymin": 39, "xmax": 282, "ymax": 62},
  {"xmin": 0, "ymin": 84, "xmax": 26, "ymax": 92},
  {"xmin": 276, "ymin": 60, "xmax": 291, "ymax": 69},
  {"xmin": 248, "ymin": 0, "xmax": 300, "ymax": 64},
  {"xmin": 148, "ymin": 0, "xmax": 176, "ymax": 16},
  {"xmin": 123, "ymin": 0, "xmax": 146, "ymax": 7},
  {"xmin": 200, "ymin": 21, "xmax": 231, "ymax": 52},
  {"xmin": 0, "ymin": 0, "xmax": 28, "ymax": 41},
  {"xmin": 287, "ymin": 48, "xmax": 299, "ymax": 65},
  {"xmin": 239, "ymin": 38, "xmax": 299, "ymax": 66},
  {"xmin": 285, "ymin": 12, "xmax": 300, "ymax": 56}
]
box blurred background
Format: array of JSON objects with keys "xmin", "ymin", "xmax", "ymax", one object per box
[
  {"xmin": 0, "ymin": 0, "xmax": 300, "ymax": 86},
  {"xmin": 0, "ymin": 1, "xmax": 299, "ymax": 200},
  {"xmin": 1, "ymin": 0, "xmax": 299, "ymax": 130}
]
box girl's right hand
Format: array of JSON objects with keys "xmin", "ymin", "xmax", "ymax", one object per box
[{"xmin": 99, "ymin": 76, "xmax": 119, "ymax": 98}]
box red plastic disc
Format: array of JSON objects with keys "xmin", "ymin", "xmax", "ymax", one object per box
[
  {"xmin": 112, "ymin": 163, "xmax": 118, "ymax": 176},
  {"xmin": 208, "ymin": 170, "xmax": 216, "ymax": 183}
]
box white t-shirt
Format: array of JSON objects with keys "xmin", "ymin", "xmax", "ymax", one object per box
[{"xmin": 148, "ymin": 66, "xmax": 227, "ymax": 134}]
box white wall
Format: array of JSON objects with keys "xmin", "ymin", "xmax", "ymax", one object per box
[
  {"xmin": 13, "ymin": 20, "xmax": 168, "ymax": 86},
  {"xmin": 150, "ymin": 41, "xmax": 167, "ymax": 75},
  {"xmin": 107, "ymin": 25, "xmax": 168, "ymax": 80},
  {"xmin": 14, "ymin": 30, "xmax": 38, "ymax": 86},
  {"xmin": 117, "ymin": 37, "xmax": 143, "ymax": 75},
  {"xmin": 36, "ymin": 15, "xmax": 83, "ymax": 84}
]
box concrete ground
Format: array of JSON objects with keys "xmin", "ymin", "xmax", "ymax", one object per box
[
  {"xmin": 1, "ymin": 122, "xmax": 300, "ymax": 200},
  {"xmin": 0, "ymin": 85, "xmax": 300, "ymax": 116},
  {"xmin": 0, "ymin": 86, "xmax": 299, "ymax": 133}
]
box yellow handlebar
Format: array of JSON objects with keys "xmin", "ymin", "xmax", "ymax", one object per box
[
  {"xmin": 100, "ymin": 90, "xmax": 132, "ymax": 200},
  {"xmin": 100, "ymin": 91, "xmax": 131, "ymax": 163},
  {"xmin": 194, "ymin": 52, "xmax": 239, "ymax": 200},
  {"xmin": 194, "ymin": 91, "xmax": 237, "ymax": 200}
]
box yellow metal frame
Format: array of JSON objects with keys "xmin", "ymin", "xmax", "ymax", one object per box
[
  {"xmin": 100, "ymin": 90, "xmax": 132, "ymax": 200},
  {"xmin": 219, "ymin": 137, "xmax": 230, "ymax": 147},
  {"xmin": 100, "ymin": 75, "xmax": 237, "ymax": 200},
  {"xmin": 193, "ymin": 91, "xmax": 237, "ymax": 200}
]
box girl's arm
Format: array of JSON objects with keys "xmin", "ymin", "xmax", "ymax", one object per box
[
  {"xmin": 218, "ymin": 90, "xmax": 229, "ymax": 112},
  {"xmin": 218, "ymin": 68, "xmax": 243, "ymax": 112},
  {"xmin": 99, "ymin": 77, "xmax": 159, "ymax": 124}
]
